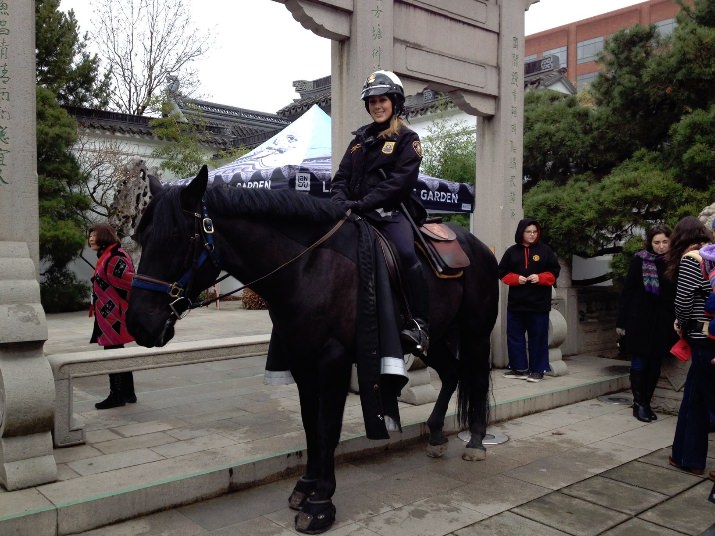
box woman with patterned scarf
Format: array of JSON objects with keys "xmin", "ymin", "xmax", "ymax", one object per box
[{"xmin": 617, "ymin": 224, "xmax": 677, "ymax": 422}]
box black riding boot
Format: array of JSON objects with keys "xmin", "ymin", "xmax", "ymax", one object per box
[
  {"xmin": 630, "ymin": 369, "xmax": 650, "ymax": 423},
  {"xmin": 95, "ymin": 373, "xmax": 126, "ymax": 410},
  {"xmin": 643, "ymin": 362, "xmax": 661, "ymax": 421},
  {"xmin": 121, "ymin": 371, "xmax": 137, "ymax": 403},
  {"xmin": 400, "ymin": 263, "xmax": 429, "ymax": 357}
]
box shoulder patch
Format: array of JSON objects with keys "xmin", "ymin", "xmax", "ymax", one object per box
[
  {"xmin": 412, "ymin": 140, "xmax": 423, "ymax": 158},
  {"xmin": 382, "ymin": 141, "xmax": 396, "ymax": 154}
]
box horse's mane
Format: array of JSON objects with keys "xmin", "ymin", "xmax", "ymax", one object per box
[
  {"xmin": 205, "ymin": 185, "xmax": 345, "ymax": 223},
  {"xmin": 136, "ymin": 184, "xmax": 346, "ymax": 245}
]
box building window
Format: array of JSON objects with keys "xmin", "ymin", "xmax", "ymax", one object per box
[
  {"xmin": 577, "ymin": 71, "xmax": 599, "ymax": 90},
  {"xmin": 524, "ymin": 54, "xmax": 536, "ymax": 62},
  {"xmin": 577, "ymin": 36, "xmax": 604, "ymax": 64},
  {"xmin": 542, "ymin": 46, "xmax": 567, "ymax": 69},
  {"xmin": 654, "ymin": 18, "xmax": 676, "ymax": 36}
]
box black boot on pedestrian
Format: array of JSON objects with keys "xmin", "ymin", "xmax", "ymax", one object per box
[
  {"xmin": 643, "ymin": 363, "xmax": 661, "ymax": 421},
  {"xmin": 121, "ymin": 371, "xmax": 137, "ymax": 403},
  {"xmin": 95, "ymin": 373, "xmax": 126, "ymax": 410},
  {"xmin": 630, "ymin": 369, "xmax": 650, "ymax": 423}
]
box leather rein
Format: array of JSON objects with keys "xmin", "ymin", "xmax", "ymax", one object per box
[{"xmin": 132, "ymin": 199, "xmax": 349, "ymax": 319}]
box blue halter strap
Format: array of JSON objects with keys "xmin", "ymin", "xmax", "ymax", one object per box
[{"xmin": 132, "ymin": 198, "xmax": 220, "ymax": 317}]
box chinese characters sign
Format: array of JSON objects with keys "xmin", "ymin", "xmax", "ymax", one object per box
[
  {"xmin": 506, "ymin": 36, "xmax": 521, "ymax": 221},
  {"xmin": 0, "ymin": 1, "xmax": 10, "ymax": 185},
  {"xmin": 371, "ymin": 0, "xmax": 384, "ymax": 69}
]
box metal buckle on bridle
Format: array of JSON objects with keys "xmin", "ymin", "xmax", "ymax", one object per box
[
  {"xmin": 170, "ymin": 296, "xmax": 192, "ymax": 319},
  {"xmin": 202, "ymin": 217, "xmax": 214, "ymax": 234},
  {"xmin": 168, "ymin": 283, "xmax": 184, "ymax": 299}
]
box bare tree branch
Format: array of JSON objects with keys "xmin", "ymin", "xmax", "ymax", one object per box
[
  {"xmin": 71, "ymin": 135, "xmax": 150, "ymax": 221},
  {"xmin": 90, "ymin": 0, "xmax": 211, "ymax": 115}
]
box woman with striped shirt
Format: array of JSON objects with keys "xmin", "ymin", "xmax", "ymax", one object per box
[{"xmin": 665, "ymin": 216, "xmax": 715, "ymax": 478}]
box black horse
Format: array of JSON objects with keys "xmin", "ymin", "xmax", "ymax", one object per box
[{"xmin": 126, "ymin": 166, "xmax": 498, "ymax": 534}]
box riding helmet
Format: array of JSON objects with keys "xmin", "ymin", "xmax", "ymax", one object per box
[{"xmin": 361, "ymin": 70, "xmax": 405, "ymax": 116}]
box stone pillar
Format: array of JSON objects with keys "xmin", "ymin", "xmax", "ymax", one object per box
[
  {"xmin": 331, "ymin": 1, "xmax": 394, "ymax": 164},
  {"xmin": 473, "ymin": 0, "xmax": 539, "ymax": 368},
  {"xmin": 0, "ymin": 1, "xmax": 57, "ymax": 490},
  {"xmin": 554, "ymin": 259, "xmax": 578, "ymax": 356},
  {"xmin": 548, "ymin": 288, "xmax": 568, "ymax": 376}
]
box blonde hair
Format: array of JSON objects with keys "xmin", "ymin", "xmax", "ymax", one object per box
[{"xmin": 376, "ymin": 116, "xmax": 405, "ymax": 138}]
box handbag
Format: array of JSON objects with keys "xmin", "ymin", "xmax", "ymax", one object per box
[{"xmin": 670, "ymin": 337, "xmax": 691, "ymax": 362}]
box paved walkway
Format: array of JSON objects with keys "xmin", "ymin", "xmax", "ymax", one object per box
[
  {"xmin": 1, "ymin": 303, "xmax": 713, "ymax": 535},
  {"xmin": 74, "ymin": 402, "xmax": 715, "ymax": 536}
]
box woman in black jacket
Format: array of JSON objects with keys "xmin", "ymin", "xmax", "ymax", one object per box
[
  {"xmin": 331, "ymin": 70, "xmax": 428, "ymax": 356},
  {"xmin": 617, "ymin": 225, "xmax": 676, "ymax": 422}
]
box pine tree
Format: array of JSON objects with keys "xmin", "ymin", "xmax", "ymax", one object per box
[{"xmin": 35, "ymin": 0, "xmax": 110, "ymax": 311}]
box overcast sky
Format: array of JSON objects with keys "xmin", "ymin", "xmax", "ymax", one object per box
[{"xmin": 59, "ymin": 0, "xmax": 646, "ymax": 113}]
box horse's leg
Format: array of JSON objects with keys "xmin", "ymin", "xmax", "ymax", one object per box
[
  {"xmin": 289, "ymin": 371, "xmax": 320, "ymax": 511},
  {"xmin": 425, "ymin": 354, "xmax": 458, "ymax": 458},
  {"xmin": 292, "ymin": 341, "xmax": 351, "ymax": 535},
  {"xmin": 461, "ymin": 333, "xmax": 491, "ymax": 461}
]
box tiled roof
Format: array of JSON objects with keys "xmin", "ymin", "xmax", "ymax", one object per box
[
  {"xmin": 67, "ymin": 107, "xmax": 156, "ymax": 138},
  {"xmin": 177, "ymin": 98, "xmax": 289, "ymax": 148},
  {"xmin": 525, "ymin": 68, "xmax": 577, "ymax": 94},
  {"xmin": 65, "ymin": 96, "xmax": 293, "ymax": 150}
]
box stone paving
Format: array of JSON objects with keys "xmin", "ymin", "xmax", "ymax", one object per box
[
  {"xmin": 1, "ymin": 303, "xmax": 712, "ymax": 535},
  {"xmin": 72, "ymin": 402, "xmax": 715, "ymax": 536}
]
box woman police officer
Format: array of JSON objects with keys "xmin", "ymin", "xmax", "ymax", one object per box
[{"xmin": 330, "ymin": 70, "xmax": 429, "ymax": 355}]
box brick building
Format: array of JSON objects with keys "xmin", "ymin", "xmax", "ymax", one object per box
[{"xmin": 526, "ymin": 0, "xmax": 683, "ymax": 90}]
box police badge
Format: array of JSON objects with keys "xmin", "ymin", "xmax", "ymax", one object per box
[{"xmin": 382, "ymin": 141, "xmax": 396, "ymax": 154}]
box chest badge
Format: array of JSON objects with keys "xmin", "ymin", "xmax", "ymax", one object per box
[
  {"xmin": 382, "ymin": 141, "xmax": 396, "ymax": 154},
  {"xmin": 532, "ymin": 254, "xmax": 540, "ymax": 262}
]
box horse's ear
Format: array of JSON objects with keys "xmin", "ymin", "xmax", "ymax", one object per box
[
  {"xmin": 180, "ymin": 165, "xmax": 209, "ymax": 210},
  {"xmin": 148, "ymin": 173, "xmax": 163, "ymax": 196}
]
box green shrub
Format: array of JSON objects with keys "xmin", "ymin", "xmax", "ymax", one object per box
[{"xmin": 41, "ymin": 267, "xmax": 90, "ymax": 313}]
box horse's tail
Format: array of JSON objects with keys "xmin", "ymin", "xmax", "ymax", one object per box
[
  {"xmin": 456, "ymin": 330, "xmax": 493, "ymax": 433},
  {"xmin": 454, "ymin": 230, "xmax": 499, "ymax": 434}
]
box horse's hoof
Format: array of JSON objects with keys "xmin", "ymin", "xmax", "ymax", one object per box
[
  {"xmin": 289, "ymin": 478, "xmax": 317, "ymax": 511},
  {"xmin": 426, "ymin": 442, "xmax": 449, "ymax": 458},
  {"xmin": 294, "ymin": 498, "xmax": 336, "ymax": 534},
  {"xmin": 462, "ymin": 446, "xmax": 486, "ymax": 461}
]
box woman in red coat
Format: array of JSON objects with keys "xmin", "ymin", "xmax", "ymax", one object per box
[{"xmin": 88, "ymin": 223, "xmax": 137, "ymax": 409}]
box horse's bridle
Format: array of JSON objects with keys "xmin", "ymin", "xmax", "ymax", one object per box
[
  {"xmin": 132, "ymin": 199, "xmax": 221, "ymax": 319},
  {"xmin": 132, "ymin": 198, "xmax": 350, "ymax": 320}
]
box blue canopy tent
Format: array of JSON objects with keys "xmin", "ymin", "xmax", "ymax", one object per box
[{"xmin": 173, "ymin": 105, "xmax": 474, "ymax": 214}]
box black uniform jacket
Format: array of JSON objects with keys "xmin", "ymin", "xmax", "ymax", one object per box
[
  {"xmin": 331, "ymin": 121, "xmax": 422, "ymax": 213},
  {"xmin": 498, "ymin": 218, "xmax": 561, "ymax": 313},
  {"xmin": 617, "ymin": 252, "xmax": 677, "ymax": 358}
]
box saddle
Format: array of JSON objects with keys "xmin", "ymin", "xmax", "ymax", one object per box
[
  {"xmin": 374, "ymin": 219, "xmax": 470, "ymax": 308},
  {"xmin": 417, "ymin": 220, "xmax": 470, "ymax": 278}
]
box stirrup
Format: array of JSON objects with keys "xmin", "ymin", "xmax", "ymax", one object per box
[{"xmin": 401, "ymin": 319, "xmax": 429, "ymax": 355}]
